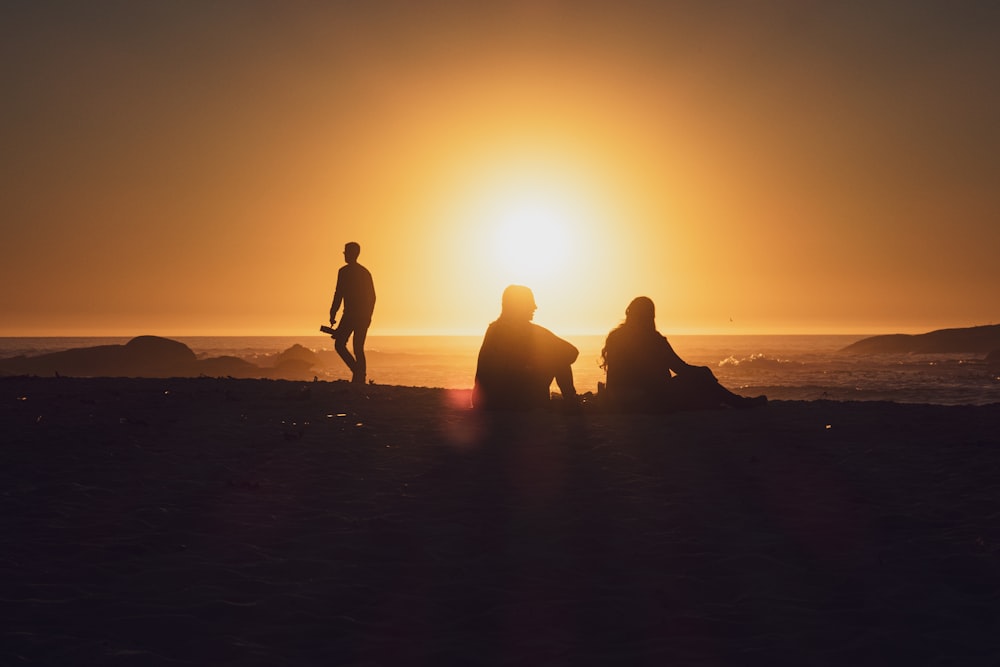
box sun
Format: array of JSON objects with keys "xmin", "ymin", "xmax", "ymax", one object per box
[
  {"xmin": 488, "ymin": 192, "xmax": 575, "ymax": 285},
  {"xmin": 434, "ymin": 151, "xmax": 630, "ymax": 332},
  {"xmin": 451, "ymin": 163, "xmax": 604, "ymax": 298}
]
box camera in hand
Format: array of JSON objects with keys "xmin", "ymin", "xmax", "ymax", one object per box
[{"xmin": 320, "ymin": 325, "xmax": 336, "ymax": 336}]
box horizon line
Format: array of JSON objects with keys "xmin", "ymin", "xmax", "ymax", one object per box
[{"xmin": 0, "ymin": 328, "xmax": 963, "ymax": 339}]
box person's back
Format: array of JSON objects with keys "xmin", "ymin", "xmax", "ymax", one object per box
[
  {"xmin": 335, "ymin": 263, "xmax": 375, "ymax": 319},
  {"xmin": 603, "ymin": 324, "xmax": 675, "ymax": 408}
]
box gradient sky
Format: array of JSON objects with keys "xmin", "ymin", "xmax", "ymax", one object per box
[{"xmin": 2, "ymin": 1, "xmax": 998, "ymax": 336}]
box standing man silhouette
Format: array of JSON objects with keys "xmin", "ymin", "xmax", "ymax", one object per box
[{"xmin": 329, "ymin": 242, "xmax": 376, "ymax": 384}]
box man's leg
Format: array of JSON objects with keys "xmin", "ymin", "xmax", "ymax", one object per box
[
  {"xmin": 351, "ymin": 323, "xmax": 369, "ymax": 384},
  {"xmin": 553, "ymin": 364, "xmax": 578, "ymax": 403},
  {"xmin": 334, "ymin": 325, "xmax": 357, "ymax": 376}
]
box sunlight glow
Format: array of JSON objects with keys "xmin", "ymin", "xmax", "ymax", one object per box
[
  {"xmin": 427, "ymin": 148, "xmax": 641, "ymax": 335},
  {"xmin": 488, "ymin": 191, "xmax": 575, "ymax": 285}
]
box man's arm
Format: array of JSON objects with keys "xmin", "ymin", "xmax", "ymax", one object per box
[
  {"xmin": 534, "ymin": 325, "xmax": 579, "ymax": 366},
  {"xmin": 329, "ymin": 270, "xmax": 344, "ymax": 324}
]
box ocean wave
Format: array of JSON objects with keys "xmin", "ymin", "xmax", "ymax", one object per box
[{"xmin": 718, "ymin": 353, "xmax": 798, "ymax": 369}]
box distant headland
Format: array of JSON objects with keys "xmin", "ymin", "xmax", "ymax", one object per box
[
  {"xmin": 841, "ymin": 324, "xmax": 1000, "ymax": 355},
  {"xmin": 0, "ymin": 335, "xmax": 324, "ymax": 380}
]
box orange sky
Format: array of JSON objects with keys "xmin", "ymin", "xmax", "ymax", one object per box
[{"xmin": 2, "ymin": 2, "xmax": 998, "ymax": 336}]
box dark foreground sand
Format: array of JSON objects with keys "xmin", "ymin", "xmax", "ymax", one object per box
[{"xmin": 2, "ymin": 377, "xmax": 999, "ymax": 666}]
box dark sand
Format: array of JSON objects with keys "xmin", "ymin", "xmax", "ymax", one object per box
[{"xmin": 2, "ymin": 377, "xmax": 999, "ymax": 665}]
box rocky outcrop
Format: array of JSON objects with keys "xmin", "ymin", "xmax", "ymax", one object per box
[
  {"xmin": 841, "ymin": 324, "xmax": 1000, "ymax": 354},
  {"xmin": 272, "ymin": 344, "xmax": 318, "ymax": 367},
  {"xmin": 0, "ymin": 337, "xmax": 327, "ymax": 380},
  {"xmin": 0, "ymin": 336, "xmax": 199, "ymax": 377},
  {"xmin": 123, "ymin": 335, "xmax": 199, "ymax": 375}
]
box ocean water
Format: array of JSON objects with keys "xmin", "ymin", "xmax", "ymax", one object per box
[{"xmin": 1, "ymin": 334, "xmax": 998, "ymax": 406}]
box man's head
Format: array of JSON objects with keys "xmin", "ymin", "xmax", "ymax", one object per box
[
  {"xmin": 501, "ymin": 284, "xmax": 537, "ymax": 321},
  {"xmin": 344, "ymin": 242, "xmax": 361, "ymax": 263}
]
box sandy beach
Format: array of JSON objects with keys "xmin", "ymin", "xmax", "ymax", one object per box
[{"xmin": 2, "ymin": 376, "xmax": 999, "ymax": 665}]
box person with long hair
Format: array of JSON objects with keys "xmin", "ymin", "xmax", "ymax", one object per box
[{"xmin": 601, "ymin": 296, "xmax": 766, "ymax": 412}]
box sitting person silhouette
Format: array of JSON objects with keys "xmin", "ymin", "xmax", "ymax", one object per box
[
  {"xmin": 473, "ymin": 285, "xmax": 579, "ymax": 410},
  {"xmin": 601, "ymin": 296, "xmax": 766, "ymax": 412}
]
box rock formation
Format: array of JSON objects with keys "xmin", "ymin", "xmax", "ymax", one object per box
[
  {"xmin": 0, "ymin": 336, "xmax": 328, "ymax": 381},
  {"xmin": 841, "ymin": 324, "xmax": 1000, "ymax": 354}
]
